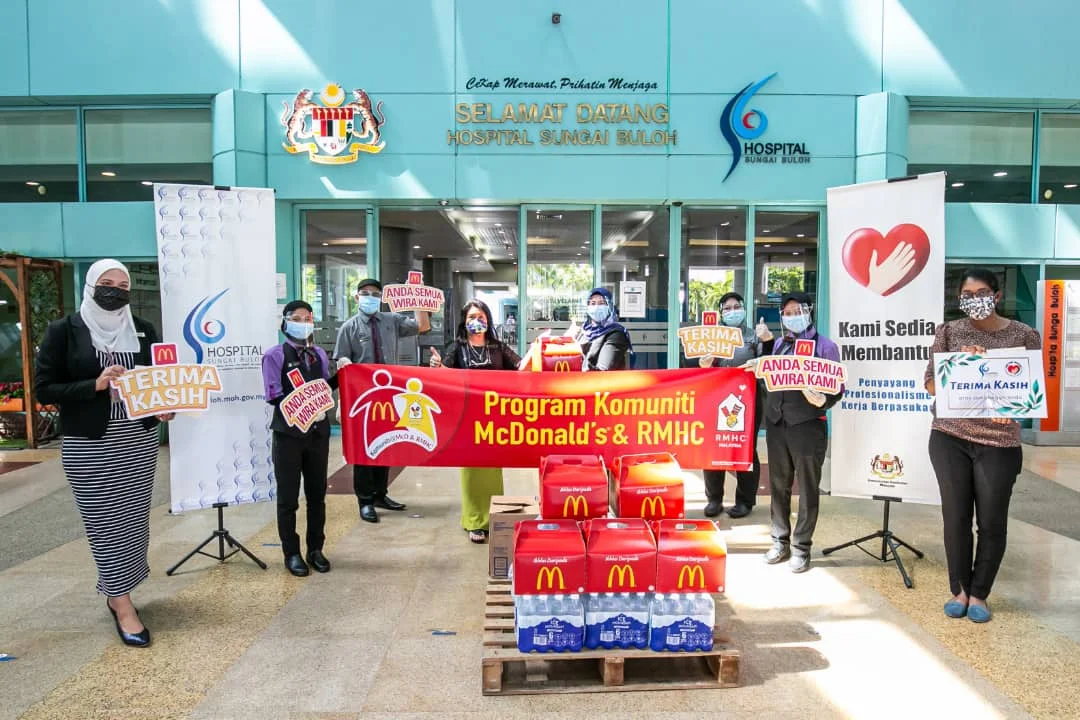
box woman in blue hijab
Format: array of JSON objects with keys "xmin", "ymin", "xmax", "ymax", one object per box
[{"xmin": 577, "ymin": 287, "xmax": 632, "ymax": 371}]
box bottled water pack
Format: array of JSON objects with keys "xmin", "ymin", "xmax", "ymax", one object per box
[
  {"xmin": 514, "ymin": 594, "xmax": 585, "ymax": 653},
  {"xmin": 648, "ymin": 593, "xmax": 715, "ymax": 652},
  {"xmin": 584, "ymin": 592, "xmax": 650, "ymax": 649}
]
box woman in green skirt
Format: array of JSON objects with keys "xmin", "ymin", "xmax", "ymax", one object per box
[{"xmin": 429, "ymin": 299, "xmax": 521, "ymax": 543}]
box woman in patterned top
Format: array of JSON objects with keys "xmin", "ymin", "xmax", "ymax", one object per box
[
  {"xmin": 430, "ymin": 299, "xmax": 521, "ymax": 543},
  {"xmin": 924, "ymin": 267, "xmax": 1041, "ymax": 623}
]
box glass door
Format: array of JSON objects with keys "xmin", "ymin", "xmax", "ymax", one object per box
[
  {"xmin": 302, "ymin": 209, "xmax": 369, "ymax": 356},
  {"xmin": 523, "ymin": 207, "xmax": 596, "ymax": 348}
]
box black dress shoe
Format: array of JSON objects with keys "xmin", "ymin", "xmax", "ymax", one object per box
[
  {"xmin": 374, "ymin": 495, "xmax": 407, "ymax": 511},
  {"xmin": 307, "ymin": 549, "xmax": 331, "ymax": 573},
  {"xmin": 360, "ymin": 504, "xmax": 380, "ymax": 523},
  {"xmin": 107, "ymin": 601, "xmax": 151, "ymax": 647},
  {"xmin": 727, "ymin": 503, "xmax": 753, "ymax": 519},
  {"xmin": 704, "ymin": 501, "xmax": 724, "ymax": 518},
  {"xmin": 285, "ymin": 554, "xmax": 310, "ymax": 577}
]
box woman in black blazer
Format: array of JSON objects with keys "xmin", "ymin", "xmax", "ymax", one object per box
[{"xmin": 34, "ymin": 259, "xmax": 173, "ymax": 648}]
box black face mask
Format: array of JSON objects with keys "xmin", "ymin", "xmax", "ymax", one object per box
[{"xmin": 93, "ymin": 285, "xmax": 130, "ymax": 311}]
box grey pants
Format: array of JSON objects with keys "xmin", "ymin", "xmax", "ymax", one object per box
[{"xmin": 766, "ymin": 419, "xmax": 828, "ymax": 555}]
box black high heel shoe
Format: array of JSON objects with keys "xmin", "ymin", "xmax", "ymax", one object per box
[{"xmin": 107, "ymin": 599, "xmax": 151, "ymax": 647}]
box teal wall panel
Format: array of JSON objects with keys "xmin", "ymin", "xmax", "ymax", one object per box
[
  {"xmin": 269, "ymin": 154, "xmax": 455, "ymax": 201},
  {"xmin": 456, "ymin": 155, "xmax": 668, "ymax": 203},
  {"xmin": 0, "ymin": 204, "xmax": 64, "ymax": 257},
  {"xmin": 944, "ymin": 203, "xmax": 1056, "ymax": 260},
  {"xmin": 0, "ymin": 0, "xmax": 29, "ymax": 97},
  {"xmin": 1054, "ymin": 206, "xmax": 1080, "ymax": 260},
  {"xmin": 61, "ymin": 202, "xmax": 156, "ymax": 258}
]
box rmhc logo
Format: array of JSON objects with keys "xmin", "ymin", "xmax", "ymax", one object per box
[
  {"xmin": 352, "ymin": 370, "xmax": 442, "ymax": 459},
  {"xmin": 677, "ymin": 564, "xmax": 706, "ymax": 590},
  {"xmin": 562, "ymin": 495, "xmax": 588, "ymax": 518},
  {"xmin": 607, "ymin": 564, "xmax": 636, "ymax": 589},
  {"xmin": 536, "ymin": 566, "xmax": 566, "ymax": 591}
]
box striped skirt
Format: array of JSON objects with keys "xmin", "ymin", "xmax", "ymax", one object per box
[{"xmin": 62, "ymin": 417, "xmax": 159, "ymax": 596}]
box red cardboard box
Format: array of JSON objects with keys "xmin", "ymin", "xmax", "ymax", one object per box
[
  {"xmin": 540, "ymin": 454, "xmax": 609, "ymax": 521},
  {"xmin": 513, "ymin": 519, "xmax": 587, "ymax": 595},
  {"xmin": 610, "ymin": 452, "xmax": 686, "ymax": 520},
  {"xmin": 583, "ymin": 519, "xmax": 658, "ymax": 593},
  {"xmin": 526, "ymin": 336, "xmax": 584, "ymax": 372},
  {"xmin": 653, "ymin": 519, "xmax": 727, "ymax": 594}
]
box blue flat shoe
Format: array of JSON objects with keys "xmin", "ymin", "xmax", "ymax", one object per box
[
  {"xmin": 967, "ymin": 604, "xmax": 992, "ymax": 623},
  {"xmin": 943, "ymin": 600, "xmax": 968, "ymax": 618}
]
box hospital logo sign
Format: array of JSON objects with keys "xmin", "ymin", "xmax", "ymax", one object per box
[{"xmin": 282, "ymin": 83, "xmax": 386, "ymax": 165}]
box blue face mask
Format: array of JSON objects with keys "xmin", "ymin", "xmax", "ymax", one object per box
[
  {"xmin": 721, "ymin": 309, "xmax": 746, "ymax": 327},
  {"xmin": 358, "ymin": 296, "xmax": 380, "ymax": 315},
  {"xmin": 465, "ymin": 318, "xmax": 487, "ymax": 335},
  {"xmin": 586, "ymin": 305, "xmax": 611, "ymax": 323},
  {"xmin": 781, "ymin": 312, "xmax": 810, "ymax": 335},
  {"xmin": 285, "ymin": 321, "xmax": 314, "ymax": 340}
]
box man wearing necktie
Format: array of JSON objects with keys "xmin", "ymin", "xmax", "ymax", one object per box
[{"xmin": 334, "ymin": 278, "xmax": 431, "ymax": 523}]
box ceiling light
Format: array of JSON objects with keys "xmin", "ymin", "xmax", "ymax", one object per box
[
  {"xmin": 738, "ymin": 252, "xmax": 744, "ymax": 256},
  {"xmin": 658, "ymin": 253, "xmax": 665, "ymax": 257},
  {"xmin": 494, "ymin": 223, "xmax": 502, "ymax": 227},
  {"xmin": 1066, "ymin": 184, "xmax": 1078, "ymax": 189},
  {"xmin": 426, "ymin": 253, "xmax": 433, "ymax": 258},
  {"xmin": 793, "ymin": 252, "xmax": 801, "ymax": 255},
  {"xmin": 141, "ymin": 181, "xmax": 153, "ymax": 186},
  {"xmin": 345, "ymin": 251, "xmax": 353, "ymax": 255},
  {"xmin": 951, "ymin": 182, "xmax": 965, "ymax": 188},
  {"xmin": 25, "ymin": 181, "xmax": 39, "ymax": 186},
  {"xmin": 721, "ymin": 221, "xmax": 730, "ymax": 227},
  {"xmin": 321, "ymin": 242, "xmax": 329, "ymax": 246},
  {"xmin": 100, "ymin": 171, "xmax": 116, "ymax": 177},
  {"xmin": 762, "ymin": 229, "xmax": 771, "ymax": 233},
  {"xmin": 993, "ymin": 171, "xmax": 1008, "ymax": 177},
  {"xmin": 764, "ymin": 244, "xmax": 772, "ymax": 248},
  {"xmin": 796, "ymin": 233, "xmax": 805, "ymax": 238},
  {"xmin": 580, "ymin": 245, "xmax": 587, "ymax": 249},
  {"xmin": 576, "ymin": 253, "xmax": 582, "ymax": 256},
  {"xmin": 413, "ymin": 245, "xmax": 421, "ymax": 249}
]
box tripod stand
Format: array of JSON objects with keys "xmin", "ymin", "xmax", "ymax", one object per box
[
  {"xmin": 166, "ymin": 502, "xmax": 267, "ymax": 575},
  {"xmin": 822, "ymin": 499, "xmax": 923, "ymax": 588}
]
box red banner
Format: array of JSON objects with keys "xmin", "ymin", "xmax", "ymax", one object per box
[{"xmin": 339, "ymin": 365, "xmax": 755, "ymax": 470}]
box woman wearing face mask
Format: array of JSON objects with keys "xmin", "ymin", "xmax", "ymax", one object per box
[
  {"xmin": 34, "ymin": 259, "xmax": 174, "ymax": 647},
  {"xmin": 578, "ymin": 288, "xmax": 633, "ymax": 371},
  {"xmin": 924, "ymin": 268, "xmax": 1040, "ymax": 623},
  {"xmin": 694, "ymin": 292, "xmax": 775, "ymax": 519},
  {"xmin": 261, "ymin": 300, "xmax": 338, "ymax": 577},
  {"xmin": 430, "ymin": 300, "xmax": 520, "ymax": 543},
  {"xmin": 751, "ymin": 292, "xmax": 843, "ymax": 574}
]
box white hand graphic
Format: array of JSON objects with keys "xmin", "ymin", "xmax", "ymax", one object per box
[{"xmin": 866, "ymin": 242, "xmax": 916, "ymax": 295}]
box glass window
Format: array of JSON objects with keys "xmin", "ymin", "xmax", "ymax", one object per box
[
  {"xmin": 1039, "ymin": 114, "xmax": 1080, "ymax": 204},
  {"xmin": 524, "ymin": 209, "xmax": 594, "ymax": 348},
  {"xmin": 943, "ymin": 263, "xmax": 1038, "ymax": 327},
  {"xmin": 678, "ymin": 207, "xmax": 747, "ymax": 367},
  {"xmin": 127, "ymin": 263, "xmax": 162, "ymax": 334},
  {"xmin": 753, "ymin": 210, "xmax": 819, "ymax": 332},
  {"xmin": 85, "ymin": 108, "xmax": 212, "ymax": 202},
  {"xmin": 909, "ymin": 111, "xmax": 1034, "ymax": 204},
  {"xmin": 0, "ymin": 110, "xmax": 78, "ymax": 202},
  {"xmin": 304, "ymin": 210, "xmax": 368, "ymax": 356},
  {"xmin": 601, "ymin": 206, "xmax": 670, "ymax": 369}
]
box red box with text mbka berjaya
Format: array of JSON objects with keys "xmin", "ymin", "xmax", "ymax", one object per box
[
  {"xmin": 652, "ymin": 519, "xmax": 727, "ymax": 594},
  {"xmin": 583, "ymin": 519, "xmax": 658, "ymax": 594},
  {"xmin": 609, "ymin": 453, "xmax": 686, "ymax": 521},
  {"xmin": 540, "ymin": 454, "xmax": 609, "ymax": 521},
  {"xmin": 512, "ymin": 519, "xmax": 587, "ymax": 595}
]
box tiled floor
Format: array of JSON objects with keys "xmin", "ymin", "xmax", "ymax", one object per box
[{"xmin": 1, "ymin": 440, "xmax": 1078, "ymax": 719}]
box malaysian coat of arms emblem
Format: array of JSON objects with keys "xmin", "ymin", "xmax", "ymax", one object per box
[{"xmin": 281, "ymin": 83, "xmax": 386, "ymax": 164}]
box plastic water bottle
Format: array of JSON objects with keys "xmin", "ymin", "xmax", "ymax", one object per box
[
  {"xmin": 515, "ymin": 594, "xmax": 584, "ymax": 653},
  {"xmin": 649, "ymin": 593, "xmax": 715, "ymax": 652},
  {"xmin": 609, "ymin": 592, "xmax": 650, "ymax": 649}
]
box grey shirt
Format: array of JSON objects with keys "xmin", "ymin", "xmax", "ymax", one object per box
[
  {"xmin": 333, "ymin": 312, "xmax": 422, "ymax": 364},
  {"xmin": 715, "ymin": 326, "xmax": 762, "ymax": 367}
]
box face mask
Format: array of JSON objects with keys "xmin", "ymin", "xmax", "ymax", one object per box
[
  {"xmin": 586, "ymin": 305, "xmax": 611, "ymax": 323},
  {"xmin": 465, "ymin": 318, "xmax": 487, "ymax": 335},
  {"xmin": 285, "ymin": 321, "xmax": 314, "ymax": 340},
  {"xmin": 959, "ymin": 295, "xmax": 995, "ymax": 321},
  {"xmin": 358, "ymin": 296, "xmax": 380, "ymax": 315},
  {"xmin": 781, "ymin": 312, "xmax": 810, "ymax": 335},
  {"xmin": 93, "ymin": 285, "xmax": 130, "ymax": 312},
  {"xmin": 721, "ymin": 309, "xmax": 746, "ymax": 327}
]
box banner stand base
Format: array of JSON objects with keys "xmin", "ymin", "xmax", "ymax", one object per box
[
  {"xmin": 166, "ymin": 503, "xmax": 268, "ymax": 576},
  {"xmin": 822, "ymin": 499, "xmax": 923, "ymax": 589}
]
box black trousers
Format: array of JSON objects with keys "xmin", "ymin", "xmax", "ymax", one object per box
[
  {"xmin": 272, "ymin": 430, "xmax": 329, "ymax": 557},
  {"xmin": 353, "ymin": 464, "xmax": 390, "ymax": 504},
  {"xmin": 928, "ymin": 430, "xmax": 1022, "ymax": 599},
  {"xmin": 765, "ymin": 418, "xmax": 828, "ymax": 555},
  {"xmin": 704, "ymin": 388, "xmax": 764, "ymax": 507}
]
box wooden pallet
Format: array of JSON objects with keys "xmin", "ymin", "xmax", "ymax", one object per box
[{"xmin": 482, "ymin": 580, "xmax": 741, "ymax": 695}]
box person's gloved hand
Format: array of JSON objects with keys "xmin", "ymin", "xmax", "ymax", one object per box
[
  {"xmin": 336, "ymin": 357, "xmax": 352, "ymax": 370},
  {"xmin": 802, "ymin": 389, "xmax": 827, "ymax": 407}
]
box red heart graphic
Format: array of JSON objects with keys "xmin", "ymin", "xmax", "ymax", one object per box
[{"xmin": 842, "ymin": 224, "xmax": 931, "ymax": 296}]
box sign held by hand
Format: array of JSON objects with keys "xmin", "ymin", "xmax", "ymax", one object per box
[{"xmin": 382, "ymin": 271, "xmax": 445, "ymax": 313}]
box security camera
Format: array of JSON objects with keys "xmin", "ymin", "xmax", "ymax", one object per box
[{"xmin": 552, "ymin": 12, "xmax": 561, "ymax": 24}]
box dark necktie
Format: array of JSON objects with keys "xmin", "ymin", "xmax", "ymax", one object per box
[
  {"xmin": 299, "ymin": 347, "xmax": 315, "ymax": 369},
  {"xmin": 369, "ymin": 316, "xmax": 383, "ymax": 363}
]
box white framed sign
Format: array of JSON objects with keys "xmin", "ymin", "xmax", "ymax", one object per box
[
  {"xmin": 620, "ymin": 281, "xmax": 646, "ymax": 319},
  {"xmin": 934, "ymin": 350, "xmax": 1047, "ymax": 419}
]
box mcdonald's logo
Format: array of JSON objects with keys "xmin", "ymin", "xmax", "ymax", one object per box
[
  {"xmin": 562, "ymin": 495, "xmax": 588, "ymax": 518},
  {"xmin": 370, "ymin": 400, "xmax": 396, "ymax": 423},
  {"xmin": 152, "ymin": 343, "xmax": 178, "ymax": 366},
  {"xmin": 553, "ymin": 360, "xmax": 572, "ymax": 372},
  {"xmin": 607, "ymin": 564, "xmax": 636, "ymax": 589},
  {"xmin": 641, "ymin": 496, "xmax": 666, "ymax": 517},
  {"xmin": 536, "ymin": 566, "xmax": 566, "ymax": 591},
  {"xmin": 677, "ymin": 564, "xmax": 706, "ymax": 590}
]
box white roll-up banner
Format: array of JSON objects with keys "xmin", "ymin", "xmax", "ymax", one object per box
[
  {"xmin": 154, "ymin": 184, "xmax": 278, "ymax": 513},
  {"xmin": 827, "ymin": 172, "xmax": 946, "ymax": 505}
]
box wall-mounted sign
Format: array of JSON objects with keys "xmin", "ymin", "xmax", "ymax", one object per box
[
  {"xmin": 449, "ymin": 101, "xmax": 677, "ymax": 148},
  {"xmin": 281, "ymin": 83, "xmax": 386, "ymax": 165},
  {"xmin": 620, "ymin": 281, "xmax": 647, "ymax": 318},
  {"xmin": 720, "ymin": 73, "xmax": 810, "ymax": 181},
  {"xmin": 465, "ymin": 76, "xmax": 659, "ymax": 93}
]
